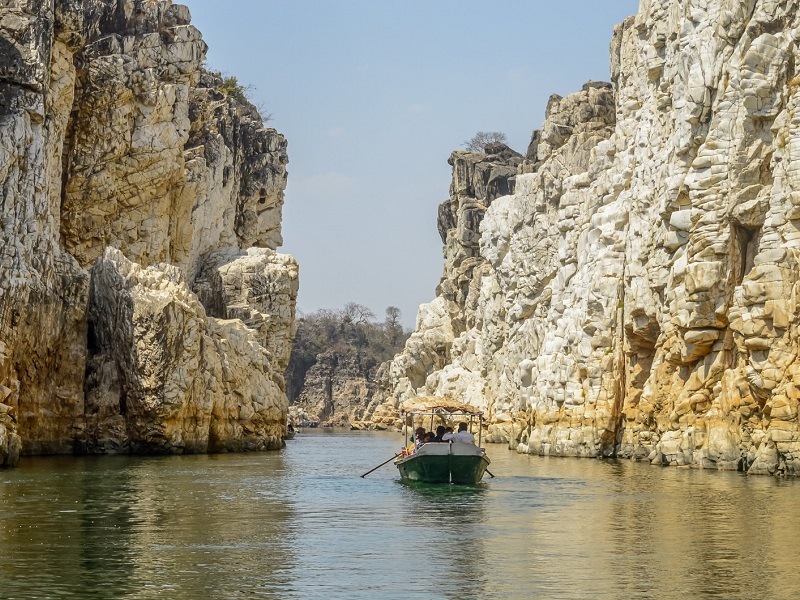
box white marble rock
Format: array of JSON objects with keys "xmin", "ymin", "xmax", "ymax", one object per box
[
  {"xmin": 0, "ymin": 0, "xmax": 297, "ymax": 463},
  {"xmin": 377, "ymin": 2, "xmax": 800, "ymax": 476}
]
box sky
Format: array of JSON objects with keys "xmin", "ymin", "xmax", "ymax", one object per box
[{"xmin": 188, "ymin": 0, "xmax": 640, "ymax": 328}]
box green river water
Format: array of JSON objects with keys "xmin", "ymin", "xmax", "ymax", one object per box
[{"xmin": 1, "ymin": 428, "xmax": 799, "ymax": 599}]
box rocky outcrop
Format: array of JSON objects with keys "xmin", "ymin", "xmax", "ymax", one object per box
[
  {"xmin": 195, "ymin": 246, "xmax": 298, "ymax": 381},
  {"xmin": 290, "ymin": 352, "xmax": 390, "ymax": 428},
  {"xmin": 385, "ymin": 145, "xmax": 522, "ymax": 404},
  {"xmin": 0, "ymin": 0, "xmax": 296, "ymax": 464},
  {"xmin": 437, "ymin": 144, "xmax": 522, "ymax": 314},
  {"xmin": 383, "ymin": 1, "xmax": 800, "ymax": 476},
  {"xmin": 84, "ymin": 248, "xmax": 290, "ymax": 453},
  {"xmin": 183, "ymin": 71, "xmax": 289, "ymax": 280},
  {"xmin": 285, "ymin": 307, "xmax": 407, "ymax": 428}
]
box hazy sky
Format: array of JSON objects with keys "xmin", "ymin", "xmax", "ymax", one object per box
[{"xmin": 188, "ymin": 1, "xmax": 640, "ymax": 328}]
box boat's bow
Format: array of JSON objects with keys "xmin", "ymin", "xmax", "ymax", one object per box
[{"xmin": 395, "ymin": 442, "xmax": 490, "ymax": 484}]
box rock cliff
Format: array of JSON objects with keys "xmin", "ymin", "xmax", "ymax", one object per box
[
  {"xmin": 382, "ymin": 0, "xmax": 800, "ymax": 475},
  {"xmin": 0, "ymin": 0, "xmax": 297, "ymax": 464},
  {"xmin": 284, "ymin": 307, "xmax": 408, "ymax": 427},
  {"xmin": 291, "ymin": 351, "xmax": 388, "ymax": 428}
]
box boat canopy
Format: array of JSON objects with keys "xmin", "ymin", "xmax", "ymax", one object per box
[
  {"xmin": 400, "ymin": 396, "xmax": 485, "ymax": 448},
  {"xmin": 399, "ymin": 396, "xmax": 482, "ymax": 416}
]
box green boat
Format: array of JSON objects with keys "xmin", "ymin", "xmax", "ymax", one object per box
[{"xmin": 393, "ymin": 399, "xmax": 491, "ymax": 485}]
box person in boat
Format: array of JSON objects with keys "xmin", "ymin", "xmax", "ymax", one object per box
[
  {"xmin": 412, "ymin": 427, "xmax": 427, "ymax": 453},
  {"xmin": 441, "ymin": 426, "xmax": 455, "ymax": 441},
  {"xmin": 453, "ymin": 422, "xmax": 475, "ymax": 444},
  {"xmin": 433, "ymin": 425, "xmax": 446, "ymax": 442}
]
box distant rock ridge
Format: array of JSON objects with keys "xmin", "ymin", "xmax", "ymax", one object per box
[
  {"xmin": 290, "ymin": 350, "xmax": 390, "ymax": 428},
  {"xmin": 0, "ymin": 0, "xmax": 297, "ymax": 465},
  {"xmin": 374, "ymin": 0, "xmax": 800, "ymax": 476},
  {"xmin": 283, "ymin": 306, "xmax": 409, "ymax": 428}
]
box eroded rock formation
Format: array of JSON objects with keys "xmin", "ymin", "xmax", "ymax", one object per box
[
  {"xmin": 291, "ymin": 352, "xmax": 388, "ymax": 428},
  {"xmin": 381, "ymin": 0, "xmax": 800, "ymax": 475},
  {"xmin": 0, "ymin": 0, "xmax": 297, "ymax": 464},
  {"xmin": 284, "ymin": 306, "xmax": 408, "ymax": 427}
]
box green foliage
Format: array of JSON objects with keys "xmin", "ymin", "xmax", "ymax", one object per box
[
  {"xmin": 284, "ymin": 304, "xmax": 410, "ymax": 402},
  {"xmin": 205, "ymin": 68, "xmax": 271, "ymax": 121},
  {"xmin": 217, "ymin": 75, "xmax": 251, "ymax": 104}
]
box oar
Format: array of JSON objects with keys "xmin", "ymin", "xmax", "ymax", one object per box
[
  {"xmin": 486, "ymin": 468, "xmax": 496, "ymax": 478},
  {"xmin": 360, "ymin": 453, "xmax": 401, "ymax": 478}
]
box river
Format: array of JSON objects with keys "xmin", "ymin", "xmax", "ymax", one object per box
[{"xmin": 1, "ymin": 428, "xmax": 799, "ymax": 599}]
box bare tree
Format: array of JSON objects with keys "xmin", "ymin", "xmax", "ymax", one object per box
[
  {"xmin": 384, "ymin": 306, "xmax": 403, "ymax": 344},
  {"xmin": 342, "ymin": 302, "xmax": 375, "ymax": 325},
  {"xmin": 384, "ymin": 306, "xmax": 401, "ymax": 329},
  {"xmin": 463, "ymin": 131, "xmax": 507, "ymax": 153}
]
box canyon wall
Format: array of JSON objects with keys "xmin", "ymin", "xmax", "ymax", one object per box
[
  {"xmin": 285, "ymin": 307, "xmax": 408, "ymax": 428},
  {"xmin": 290, "ymin": 351, "xmax": 388, "ymax": 428},
  {"xmin": 0, "ymin": 0, "xmax": 297, "ymax": 464},
  {"xmin": 382, "ymin": 0, "xmax": 800, "ymax": 475}
]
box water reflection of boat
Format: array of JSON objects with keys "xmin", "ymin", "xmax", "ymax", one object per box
[
  {"xmin": 398, "ymin": 478, "xmax": 487, "ymax": 495},
  {"xmin": 394, "ymin": 398, "xmax": 490, "ymax": 485}
]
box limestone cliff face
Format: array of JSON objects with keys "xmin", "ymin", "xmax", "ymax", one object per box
[
  {"xmin": 0, "ymin": 0, "xmax": 297, "ymax": 464},
  {"xmin": 387, "ymin": 144, "xmax": 523, "ymax": 400},
  {"xmin": 291, "ymin": 352, "xmax": 388, "ymax": 428},
  {"xmin": 284, "ymin": 309, "xmax": 407, "ymax": 428},
  {"xmin": 384, "ymin": 0, "xmax": 800, "ymax": 475}
]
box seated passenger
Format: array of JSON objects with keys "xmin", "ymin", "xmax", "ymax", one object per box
[
  {"xmin": 452, "ymin": 422, "xmax": 475, "ymax": 444},
  {"xmin": 433, "ymin": 425, "xmax": 446, "ymax": 442},
  {"xmin": 412, "ymin": 427, "xmax": 426, "ymax": 453},
  {"xmin": 441, "ymin": 426, "xmax": 455, "ymax": 441}
]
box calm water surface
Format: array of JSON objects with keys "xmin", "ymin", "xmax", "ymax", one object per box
[{"xmin": 2, "ymin": 429, "xmax": 799, "ymax": 599}]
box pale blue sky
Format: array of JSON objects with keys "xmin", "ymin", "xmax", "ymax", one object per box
[{"xmin": 188, "ymin": 1, "xmax": 639, "ymax": 327}]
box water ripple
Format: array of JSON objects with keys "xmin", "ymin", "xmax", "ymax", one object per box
[{"xmin": 1, "ymin": 431, "xmax": 800, "ymax": 599}]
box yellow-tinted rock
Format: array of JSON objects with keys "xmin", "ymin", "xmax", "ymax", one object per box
[
  {"xmin": 0, "ymin": 1, "xmax": 297, "ymax": 460},
  {"xmin": 378, "ymin": 1, "xmax": 800, "ymax": 476}
]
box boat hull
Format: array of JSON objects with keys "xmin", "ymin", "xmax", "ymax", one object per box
[{"xmin": 395, "ymin": 444, "xmax": 490, "ymax": 484}]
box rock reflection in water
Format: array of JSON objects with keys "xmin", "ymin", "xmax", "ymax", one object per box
[
  {"xmin": 599, "ymin": 461, "xmax": 800, "ymax": 599},
  {"xmin": 0, "ymin": 452, "xmax": 296, "ymax": 597},
  {"xmin": 482, "ymin": 447, "xmax": 800, "ymax": 599},
  {"xmin": 2, "ymin": 430, "xmax": 800, "ymax": 599}
]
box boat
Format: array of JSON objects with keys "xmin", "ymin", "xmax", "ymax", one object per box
[{"xmin": 393, "ymin": 397, "xmax": 491, "ymax": 485}]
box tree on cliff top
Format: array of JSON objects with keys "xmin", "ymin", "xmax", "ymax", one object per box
[
  {"xmin": 385, "ymin": 306, "xmax": 403, "ymax": 345},
  {"xmin": 206, "ymin": 70, "xmax": 272, "ymax": 122},
  {"xmin": 343, "ymin": 302, "xmax": 375, "ymax": 325},
  {"xmin": 463, "ymin": 131, "xmax": 507, "ymax": 153},
  {"xmin": 217, "ymin": 75, "xmax": 252, "ymax": 104}
]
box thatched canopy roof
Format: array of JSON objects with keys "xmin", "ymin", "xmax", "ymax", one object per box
[{"xmin": 399, "ymin": 396, "xmax": 482, "ymax": 415}]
